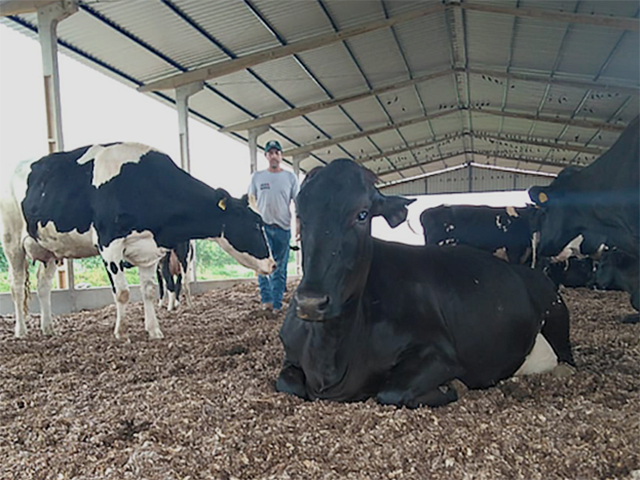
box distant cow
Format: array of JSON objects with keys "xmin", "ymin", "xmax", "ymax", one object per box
[
  {"xmin": 157, "ymin": 241, "xmax": 193, "ymax": 311},
  {"xmin": 592, "ymin": 250, "xmax": 639, "ymax": 324},
  {"xmin": 0, "ymin": 143, "xmax": 275, "ymax": 339},
  {"xmin": 420, "ymin": 204, "xmax": 534, "ymax": 264},
  {"xmin": 276, "ymin": 159, "xmax": 574, "ymax": 408},
  {"xmin": 543, "ymin": 257, "xmax": 594, "ymax": 289},
  {"xmin": 529, "ymin": 116, "xmax": 639, "ymax": 318}
]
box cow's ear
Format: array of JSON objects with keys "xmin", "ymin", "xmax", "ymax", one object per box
[
  {"xmin": 372, "ymin": 194, "xmax": 416, "ymax": 228},
  {"xmin": 528, "ymin": 186, "xmax": 549, "ymax": 206}
]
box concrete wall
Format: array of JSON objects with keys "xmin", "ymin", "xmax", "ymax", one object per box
[{"xmin": 0, "ymin": 277, "xmax": 291, "ymax": 316}]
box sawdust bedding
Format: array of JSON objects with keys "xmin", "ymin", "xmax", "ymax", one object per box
[{"xmin": 0, "ymin": 282, "xmax": 638, "ymax": 480}]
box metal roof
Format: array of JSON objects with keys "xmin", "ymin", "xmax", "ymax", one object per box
[{"xmin": 1, "ymin": 0, "xmax": 638, "ymax": 188}]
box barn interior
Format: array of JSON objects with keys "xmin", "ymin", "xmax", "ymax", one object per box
[{"xmin": 0, "ymin": 1, "xmax": 639, "ymax": 478}]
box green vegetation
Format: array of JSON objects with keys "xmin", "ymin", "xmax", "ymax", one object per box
[{"xmin": 0, "ymin": 240, "xmax": 297, "ymax": 292}]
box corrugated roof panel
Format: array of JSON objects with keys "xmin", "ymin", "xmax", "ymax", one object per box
[
  {"xmin": 378, "ymin": 86, "xmax": 426, "ymax": 124},
  {"xmin": 510, "ymin": 18, "xmax": 568, "ymax": 73},
  {"xmin": 537, "ymin": 83, "xmax": 589, "ymax": 118},
  {"xmin": 346, "ymin": 28, "xmax": 413, "ymax": 88},
  {"xmin": 191, "ymin": 88, "xmax": 256, "ymax": 127},
  {"xmin": 296, "ymin": 43, "xmax": 369, "ymax": 97},
  {"xmin": 249, "ymin": 56, "xmax": 329, "ymax": 107},
  {"xmin": 429, "ymin": 114, "xmax": 466, "ymax": 136},
  {"xmin": 555, "ymin": 25, "xmax": 625, "ymax": 77},
  {"xmin": 211, "ymin": 70, "xmax": 288, "ymax": 116},
  {"xmin": 251, "ymin": 0, "xmax": 331, "ymax": 43},
  {"xmin": 529, "ymin": 121, "xmax": 566, "ymax": 139},
  {"xmin": 340, "ymin": 97, "xmax": 390, "ymax": 130},
  {"xmin": 598, "ymin": 31, "xmax": 640, "ymax": 82},
  {"xmin": 392, "ymin": 12, "xmax": 451, "ymax": 75},
  {"xmin": 579, "ymin": 0, "xmax": 639, "ymax": 17},
  {"xmin": 398, "ymin": 121, "xmax": 439, "ymax": 145},
  {"xmin": 174, "ymin": 0, "xmax": 280, "ymax": 57},
  {"xmin": 504, "ymin": 80, "xmax": 550, "ymax": 111},
  {"xmin": 519, "ymin": 0, "xmax": 579, "ymax": 14},
  {"xmin": 416, "ymin": 74, "xmax": 459, "ymax": 113},
  {"xmin": 501, "ymin": 117, "xmax": 550, "ymax": 136},
  {"xmin": 304, "ymin": 107, "xmax": 359, "ymax": 138},
  {"xmin": 85, "ymin": 1, "xmax": 225, "ymax": 73},
  {"xmin": 365, "ymin": 129, "xmax": 405, "ymax": 153},
  {"xmin": 322, "ymin": 0, "xmax": 385, "ymax": 29},
  {"xmin": 466, "ymin": 10, "xmax": 514, "ymax": 68},
  {"xmin": 468, "ymin": 73, "xmax": 509, "ymax": 111},
  {"xmin": 470, "ymin": 112, "xmax": 503, "ymax": 133}
]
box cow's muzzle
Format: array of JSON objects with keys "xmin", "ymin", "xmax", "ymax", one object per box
[{"xmin": 294, "ymin": 292, "xmax": 330, "ymax": 321}]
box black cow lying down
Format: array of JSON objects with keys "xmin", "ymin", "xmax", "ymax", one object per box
[
  {"xmin": 277, "ymin": 159, "xmax": 574, "ymax": 408},
  {"xmin": 593, "ymin": 250, "xmax": 639, "ymax": 324},
  {"xmin": 0, "ymin": 143, "xmax": 275, "ymax": 339},
  {"xmin": 420, "ymin": 204, "xmax": 534, "ymax": 264}
]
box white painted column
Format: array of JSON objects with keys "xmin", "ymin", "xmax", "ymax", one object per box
[
  {"xmin": 248, "ymin": 126, "xmax": 269, "ymax": 174},
  {"xmin": 175, "ymin": 81, "xmax": 203, "ymax": 173},
  {"xmin": 292, "ymin": 154, "xmax": 305, "ymax": 276},
  {"xmin": 37, "ymin": 0, "xmax": 77, "ymax": 293}
]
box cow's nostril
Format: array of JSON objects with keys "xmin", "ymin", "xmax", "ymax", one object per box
[{"xmin": 317, "ymin": 295, "xmax": 330, "ymax": 311}]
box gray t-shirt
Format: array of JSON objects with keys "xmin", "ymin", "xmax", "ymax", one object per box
[{"xmin": 248, "ymin": 169, "xmax": 299, "ymax": 230}]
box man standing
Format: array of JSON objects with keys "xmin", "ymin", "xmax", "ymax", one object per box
[{"xmin": 248, "ymin": 140, "xmax": 300, "ymax": 313}]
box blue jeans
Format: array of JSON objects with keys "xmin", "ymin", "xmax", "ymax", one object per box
[{"xmin": 259, "ymin": 224, "xmax": 291, "ymax": 310}]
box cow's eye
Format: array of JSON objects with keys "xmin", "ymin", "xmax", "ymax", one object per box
[{"xmin": 357, "ymin": 210, "xmax": 369, "ymax": 222}]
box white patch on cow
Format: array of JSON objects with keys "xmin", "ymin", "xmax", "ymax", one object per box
[
  {"xmin": 531, "ymin": 231, "xmax": 540, "ymax": 268},
  {"xmin": 91, "ymin": 143, "xmax": 154, "ymax": 187},
  {"xmin": 213, "ymin": 235, "xmax": 275, "ymax": 275},
  {"xmin": 493, "ymin": 247, "xmax": 509, "ymax": 262},
  {"xmin": 120, "ymin": 230, "xmax": 166, "ymax": 267},
  {"xmin": 445, "ymin": 223, "xmax": 455, "ymax": 233},
  {"xmin": 505, "ymin": 206, "xmax": 518, "ymax": 217},
  {"xmin": 76, "ymin": 144, "xmax": 106, "ymax": 165},
  {"xmin": 495, "ymin": 215, "xmax": 509, "ymax": 233},
  {"xmin": 30, "ymin": 222, "xmax": 98, "ymax": 259},
  {"xmin": 514, "ymin": 334, "xmax": 558, "ymax": 376},
  {"xmin": 552, "ymin": 235, "xmax": 585, "ymax": 262}
]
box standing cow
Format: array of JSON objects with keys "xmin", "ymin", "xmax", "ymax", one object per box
[
  {"xmin": 0, "ymin": 143, "xmax": 275, "ymax": 339},
  {"xmin": 420, "ymin": 204, "xmax": 535, "ymax": 264},
  {"xmin": 276, "ymin": 159, "xmax": 574, "ymax": 408},
  {"xmin": 157, "ymin": 241, "xmax": 194, "ymax": 311},
  {"xmin": 528, "ymin": 116, "xmax": 639, "ymax": 320}
]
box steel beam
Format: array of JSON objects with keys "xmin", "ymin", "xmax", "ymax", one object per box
[
  {"xmin": 0, "ymin": 0, "xmax": 58, "ymax": 16},
  {"xmin": 474, "ymin": 108, "xmax": 626, "ymax": 131}
]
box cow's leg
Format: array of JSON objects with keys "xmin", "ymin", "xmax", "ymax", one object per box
[
  {"xmin": 4, "ymin": 236, "xmax": 29, "ymax": 338},
  {"xmin": 138, "ymin": 264, "xmax": 163, "ymax": 339},
  {"xmin": 101, "ymin": 241, "xmax": 130, "ymax": 339},
  {"xmin": 174, "ymin": 272, "xmax": 183, "ymax": 308},
  {"xmin": 156, "ymin": 263, "xmax": 165, "ymax": 308},
  {"xmin": 275, "ymin": 360, "xmax": 308, "ymax": 400},
  {"xmin": 377, "ymin": 352, "xmax": 463, "ymax": 408},
  {"xmin": 540, "ymin": 295, "xmax": 576, "ymax": 367},
  {"xmin": 621, "ymin": 290, "xmax": 639, "ymax": 324},
  {"xmin": 182, "ymin": 258, "xmax": 194, "ymax": 308},
  {"xmin": 36, "ymin": 259, "xmax": 58, "ymax": 336}
]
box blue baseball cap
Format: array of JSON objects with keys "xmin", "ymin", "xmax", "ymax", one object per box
[{"xmin": 264, "ymin": 140, "xmax": 282, "ymax": 152}]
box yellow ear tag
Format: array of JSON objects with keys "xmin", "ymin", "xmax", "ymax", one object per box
[
  {"xmin": 538, "ymin": 192, "xmax": 548, "ymax": 203},
  {"xmin": 218, "ymin": 198, "xmax": 227, "ymax": 210}
]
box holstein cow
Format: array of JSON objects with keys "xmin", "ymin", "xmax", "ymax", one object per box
[
  {"xmin": 419, "ymin": 204, "xmax": 534, "ymax": 264},
  {"xmin": 543, "ymin": 257, "xmax": 595, "ymax": 289},
  {"xmin": 529, "ymin": 116, "xmax": 639, "ymax": 320},
  {"xmin": 157, "ymin": 241, "xmax": 193, "ymax": 311},
  {"xmin": 0, "ymin": 142, "xmax": 275, "ymax": 339},
  {"xmin": 592, "ymin": 249, "xmax": 639, "ymax": 323},
  {"xmin": 276, "ymin": 159, "xmax": 574, "ymax": 408}
]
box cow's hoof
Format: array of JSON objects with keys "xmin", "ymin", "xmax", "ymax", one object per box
[
  {"xmin": 552, "ymin": 363, "xmax": 576, "ymax": 378},
  {"xmin": 14, "ymin": 327, "xmax": 27, "ymax": 339},
  {"xmin": 41, "ymin": 325, "xmax": 55, "ymax": 336},
  {"xmin": 621, "ymin": 313, "xmax": 639, "ymax": 324},
  {"xmin": 148, "ymin": 329, "xmax": 164, "ymax": 340}
]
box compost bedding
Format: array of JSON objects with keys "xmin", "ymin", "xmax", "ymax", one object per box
[{"xmin": 1, "ymin": 282, "xmax": 638, "ymax": 480}]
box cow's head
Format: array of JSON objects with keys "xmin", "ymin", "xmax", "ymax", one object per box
[
  {"xmin": 592, "ymin": 249, "xmax": 638, "ymax": 292},
  {"xmin": 528, "ymin": 178, "xmax": 587, "ymax": 258},
  {"xmin": 214, "ymin": 192, "xmax": 275, "ymax": 275},
  {"xmin": 294, "ymin": 159, "xmax": 414, "ymax": 321}
]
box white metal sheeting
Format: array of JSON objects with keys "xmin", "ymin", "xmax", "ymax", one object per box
[{"xmin": 1, "ymin": 0, "xmax": 638, "ymax": 193}]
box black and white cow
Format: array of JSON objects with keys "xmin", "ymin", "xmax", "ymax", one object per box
[
  {"xmin": 543, "ymin": 257, "xmax": 595, "ymax": 289},
  {"xmin": 0, "ymin": 142, "xmax": 275, "ymax": 339},
  {"xmin": 157, "ymin": 241, "xmax": 193, "ymax": 311},
  {"xmin": 419, "ymin": 204, "xmax": 535, "ymax": 264},
  {"xmin": 592, "ymin": 249, "xmax": 639, "ymax": 324},
  {"xmin": 276, "ymin": 159, "xmax": 574, "ymax": 408},
  {"xmin": 528, "ymin": 116, "xmax": 639, "ymax": 318}
]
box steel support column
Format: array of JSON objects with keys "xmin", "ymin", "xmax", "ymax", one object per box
[
  {"xmin": 248, "ymin": 126, "xmax": 269, "ymax": 174},
  {"xmin": 175, "ymin": 82, "xmax": 203, "ymax": 173}
]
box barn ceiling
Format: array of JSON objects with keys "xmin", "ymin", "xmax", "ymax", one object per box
[{"xmin": 1, "ymin": 0, "xmax": 639, "ymax": 187}]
